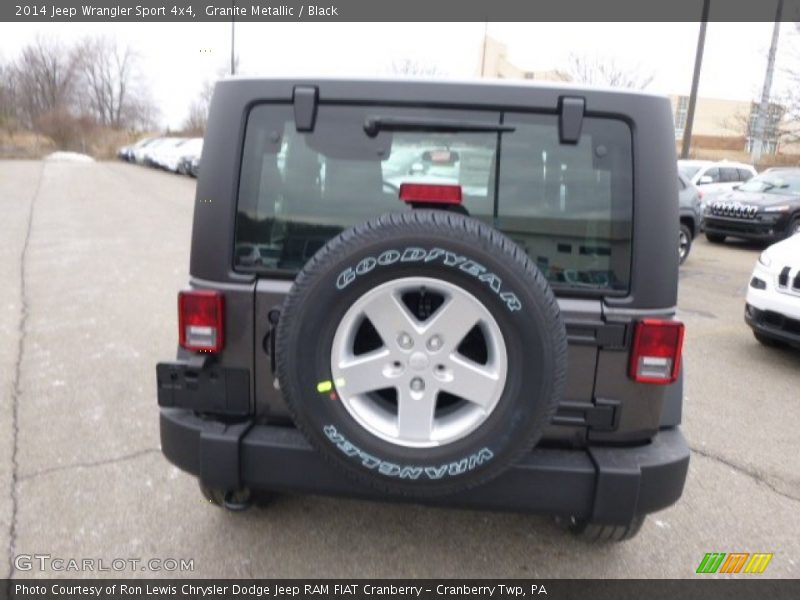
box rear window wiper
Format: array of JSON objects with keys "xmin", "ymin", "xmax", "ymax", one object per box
[{"xmin": 364, "ymin": 116, "xmax": 515, "ymax": 138}]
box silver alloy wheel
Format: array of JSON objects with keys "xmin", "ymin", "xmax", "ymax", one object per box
[
  {"xmin": 679, "ymin": 229, "xmax": 690, "ymax": 261},
  {"xmin": 330, "ymin": 277, "xmax": 508, "ymax": 448}
]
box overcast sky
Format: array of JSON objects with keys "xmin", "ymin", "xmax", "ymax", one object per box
[{"xmin": 0, "ymin": 21, "xmax": 797, "ymax": 129}]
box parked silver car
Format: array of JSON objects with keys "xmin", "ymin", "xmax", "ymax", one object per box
[{"xmin": 678, "ymin": 159, "xmax": 756, "ymax": 212}]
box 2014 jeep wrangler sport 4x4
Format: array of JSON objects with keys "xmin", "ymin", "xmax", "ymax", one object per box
[{"xmin": 157, "ymin": 78, "xmax": 689, "ymax": 541}]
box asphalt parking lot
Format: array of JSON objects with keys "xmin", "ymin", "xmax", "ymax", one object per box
[{"xmin": 1, "ymin": 159, "xmax": 799, "ymax": 579}]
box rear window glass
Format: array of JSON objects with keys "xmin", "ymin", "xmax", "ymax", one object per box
[{"xmin": 236, "ymin": 104, "xmax": 633, "ymax": 293}]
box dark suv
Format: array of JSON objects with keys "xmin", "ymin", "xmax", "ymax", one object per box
[
  {"xmin": 704, "ymin": 167, "xmax": 800, "ymax": 244},
  {"xmin": 157, "ymin": 79, "xmax": 689, "ymax": 541}
]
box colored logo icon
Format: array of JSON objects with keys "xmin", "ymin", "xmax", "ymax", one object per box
[{"xmin": 696, "ymin": 552, "xmax": 773, "ymax": 574}]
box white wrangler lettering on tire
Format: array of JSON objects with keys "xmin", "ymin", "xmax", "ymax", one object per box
[
  {"xmin": 335, "ymin": 247, "xmax": 522, "ymax": 312},
  {"xmin": 323, "ymin": 425, "xmax": 493, "ymax": 480}
]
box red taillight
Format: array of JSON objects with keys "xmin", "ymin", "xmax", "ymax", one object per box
[
  {"xmin": 629, "ymin": 319, "xmax": 684, "ymax": 384},
  {"xmin": 399, "ymin": 183, "xmax": 462, "ymax": 205},
  {"xmin": 178, "ymin": 290, "xmax": 224, "ymax": 352}
]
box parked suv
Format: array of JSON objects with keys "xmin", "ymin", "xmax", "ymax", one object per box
[
  {"xmin": 157, "ymin": 79, "xmax": 689, "ymax": 541},
  {"xmin": 746, "ymin": 234, "xmax": 800, "ymax": 349},
  {"xmin": 704, "ymin": 168, "xmax": 800, "ymax": 244}
]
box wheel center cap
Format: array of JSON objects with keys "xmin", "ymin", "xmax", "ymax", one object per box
[{"xmin": 408, "ymin": 352, "xmax": 430, "ymax": 371}]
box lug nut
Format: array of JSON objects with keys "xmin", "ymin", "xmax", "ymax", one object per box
[
  {"xmin": 398, "ymin": 333, "xmax": 413, "ymax": 349},
  {"xmin": 410, "ymin": 377, "xmax": 425, "ymax": 392},
  {"xmin": 427, "ymin": 335, "xmax": 442, "ymax": 351}
]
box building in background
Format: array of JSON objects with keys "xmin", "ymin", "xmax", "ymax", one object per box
[
  {"xmin": 670, "ymin": 95, "xmax": 790, "ymax": 156},
  {"xmin": 475, "ymin": 36, "xmax": 798, "ymax": 162},
  {"xmin": 477, "ymin": 37, "xmax": 564, "ymax": 82}
]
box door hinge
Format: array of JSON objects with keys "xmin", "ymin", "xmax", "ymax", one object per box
[
  {"xmin": 552, "ymin": 398, "xmax": 620, "ymax": 431},
  {"xmin": 596, "ymin": 322, "xmax": 627, "ymax": 349},
  {"xmin": 565, "ymin": 321, "xmax": 627, "ymax": 349}
]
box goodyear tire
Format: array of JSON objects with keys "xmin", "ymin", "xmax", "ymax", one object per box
[{"xmin": 275, "ymin": 210, "xmax": 567, "ymax": 496}]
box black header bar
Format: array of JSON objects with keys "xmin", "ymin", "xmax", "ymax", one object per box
[{"xmin": 3, "ymin": 0, "xmax": 800, "ymax": 23}]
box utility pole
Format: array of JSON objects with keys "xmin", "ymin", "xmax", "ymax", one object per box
[
  {"xmin": 230, "ymin": 1, "xmax": 236, "ymax": 75},
  {"xmin": 750, "ymin": 0, "xmax": 784, "ymax": 162},
  {"xmin": 681, "ymin": 0, "xmax": 710, "ymax": 159},
  {"xmin": 480, "ymin": 22, "xmax": 488, "ymax": 77}
]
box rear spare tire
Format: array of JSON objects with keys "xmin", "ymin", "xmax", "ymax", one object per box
[{"xmin": 275, "ymin": 210, "xmax": 567, "ymax": 496}]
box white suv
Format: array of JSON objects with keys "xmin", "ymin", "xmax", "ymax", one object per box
[
  {"xmin": 678, "ymin": 160, "xmax": 757, "ymax": 209},
  {"xmin": 745, "ymin": 233, "xmax": 800, "ymax": 349}
]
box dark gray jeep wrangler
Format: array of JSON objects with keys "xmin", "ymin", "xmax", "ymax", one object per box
[{"xmin": 157, "ymin": 78, "xmax": 689, "ymax": 541}]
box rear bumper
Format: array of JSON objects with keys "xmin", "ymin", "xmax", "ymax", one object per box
[{"xmin": 160, "ymin": 407, "xmax": 689, "ymax": 525}]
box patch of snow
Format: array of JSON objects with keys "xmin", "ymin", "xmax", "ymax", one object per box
[{"xmin": 45, "ymin": 151, "xmax": 95, "ymax": 162}]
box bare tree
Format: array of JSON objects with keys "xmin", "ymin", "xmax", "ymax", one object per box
[
  {"xmin": 183, "ymin": 101, "xmax": 207, "ymax": 134},
  {"xmin": 556, "ymin": 54, "xmax": 654, "ymax": 90},
  {"xmin": 775, "ymin": 30, "xmax": 800, "ymax": 147},
  {"xmin": 6, "ymin": 35, "xmax": 160, "ymax": 150},
  {"xmin": 76, "ymin": 37, "xmax": 130, "ymax": 128},
  {"xmin": 182, "ymin": 55, "xmax": 240, "ymax": 133},
  {"xmin": 719, "ymin": 96, "xmax": 789, "ymax": 153},
  {"xmin": 10, "ymin": 37, "xmax": 85, "ymax": 148},
  {"xmin": 777, "ymin": 94, "xmax": 800, "ymax": 146},
  {"xmin": 126, "ymin": 92, "xmax": 160, "ymax": 131},
  {"xmin": 75, "ymin": 36, "xmax": 158, "ymax": 130},
  {"xmin": 387, "ymin": 58, "xmax": 446, "ymax": 77},
  {"xmin": 13, "ymin": 36, "xmax": 81, "ymax": 127},
  {"xmin": 1, "ymin": 35, "xmax": 162, "ymax": 154},
  {"xmin": 0, "ymin": 60, "xmax": 20, "ymax": 133},
  {"xmin": 182, "ymin": 80, "xmax": 214, "ymax": 133},
  {"xmin": 723, "ymin": 27, "xmax": 800, "ymax": 153}
]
